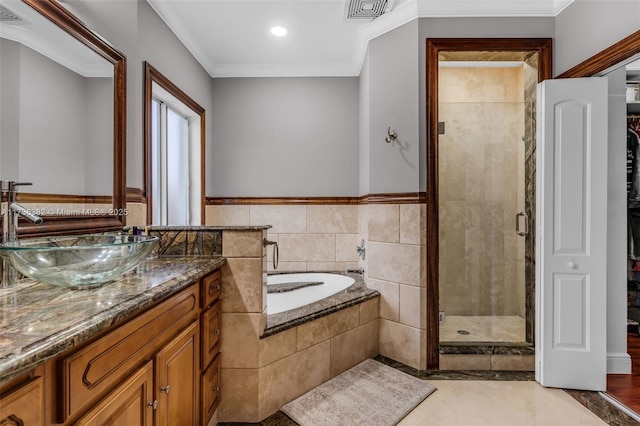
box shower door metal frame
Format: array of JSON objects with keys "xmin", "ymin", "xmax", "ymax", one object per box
[{"xmin": 425, "ymin": 38, "xmax": 553, "ymax": 369}]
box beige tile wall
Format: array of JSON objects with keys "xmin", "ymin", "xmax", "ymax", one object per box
[
  {"xmin": 360, "ymin": 203, "xmax": 427, "ymax": 370},
  {"xmin": 125, "ymin": 202, "xmax": 147, "ymax": 227},
  {"xmin": 206, "ymin": 205, "xmax": 360, "ymax": 272}
]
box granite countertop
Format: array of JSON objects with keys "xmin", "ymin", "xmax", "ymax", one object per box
[
  {"xmin": 0, "ymin": 255, "xmax": 226, "ymax": 385},
  {"xmin": 144, "ymin": 225, "xmax": 271, "ymax": 231}
]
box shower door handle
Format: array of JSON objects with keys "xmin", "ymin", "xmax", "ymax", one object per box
[{"xmin": 516, "ymin": 212, "xmax": 528, "ymax": 236}]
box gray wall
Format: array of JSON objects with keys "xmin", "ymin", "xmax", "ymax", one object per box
[
  {"xmin": 85, "ymin": 77, "xmax": 114, "ymax": 195},
  {"xmin": 359, "ymin": 50, "xmax": 371, "ymax": 196},
  {"xmin": 554, "ymin": 0, "xmax": 640, "ymax": 76},
  {"xmin": 0, "ymin": 39, "xmax": 20, "ymax": 181},
  {"xmin": 0, "ymin": 39, "xmax": 112, "ymax": 195},
  {"xmin": 210, "ymin": 77, "xmax": 359, "ymax": 197},
  {"xmin": 366, "ymin": 20, "xmax": 420, "ymax": 195},
  {"xmin": 64, "ymin": 0, "xmax": 215, "ymax": 192}
]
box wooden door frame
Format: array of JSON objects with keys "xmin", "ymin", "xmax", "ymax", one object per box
[{"xmin": 425, "ymin": 38, "xmax": 553, "ymax": 369}]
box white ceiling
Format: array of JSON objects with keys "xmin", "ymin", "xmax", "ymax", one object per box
[{"xmin": 146, "ymin": 0, "xmax": 575, "ymax": 78}]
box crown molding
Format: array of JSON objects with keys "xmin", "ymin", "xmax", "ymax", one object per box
[
  {"xmin": 415, "ymin": 0, "xmax": 574, "ymax": 18},
  {"xmin": 145, "ymin": 0, "xmax": 219, "ymax": 76}
]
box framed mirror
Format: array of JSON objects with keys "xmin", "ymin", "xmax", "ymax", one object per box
[{"xmin": 0, "ymin": 0, "xmax": 126, "ymax": 236}]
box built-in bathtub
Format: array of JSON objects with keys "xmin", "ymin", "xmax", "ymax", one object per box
[{"xmin": 262, "ymin": 270, "xmax": 378, "ymax": 337}]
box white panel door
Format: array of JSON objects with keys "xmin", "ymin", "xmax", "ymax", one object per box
[{"xmin": 536, "ymin": 77, "xmax": 608, "ymax": 391}]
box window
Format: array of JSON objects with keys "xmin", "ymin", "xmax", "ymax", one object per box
[{"xmin": 144, "ymin": 62, "xmax": 205, "ymax": 225}]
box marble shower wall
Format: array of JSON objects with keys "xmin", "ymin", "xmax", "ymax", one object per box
[{"xmin": 438, "ymin": 66, "xmax": 526, "ymax": 317}]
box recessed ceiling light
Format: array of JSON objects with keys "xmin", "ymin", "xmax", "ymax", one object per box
[{"xmin": 270, "ymin": 26, "xmax": 287, "ymax": 37}]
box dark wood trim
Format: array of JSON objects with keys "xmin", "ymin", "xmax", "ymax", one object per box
[
  {"xmin": 205, "ymin": 193, "xmax": 427, "ymax": 206},
  {"xmin": 557, "ymin": 30, "xmax": 640, "ymax": 78},
  {"xmin": 426, "ymin": 39, "xmax": 440, "ymax": 370},
  {"xmin": 206, "ymin": 196, "xmax": 361, "ymax": 205},
  {"xmin": 15, "ymin": 193, "xmax": 112, "ymax": 204},
  {"xmin": 17, "ymin": 216, "xmax": 123, "ymax": 237},
  {"xmin": 21, "ymin": 0, "xmax": 127, "ymax": 230},
  {"xmin": 363, "ymin": 192, "xmax": 426, "ymax": 204},
  {"xmin": 425, "ymin": 38, "xmax": 553, "ymax": 369},
  {"xmin": 126, "ymin": 187, "xmax": 146, "ymax": 204},
  {"xmin": 143, "ymin": 62, "xmax": 206, "ymax": 225}
]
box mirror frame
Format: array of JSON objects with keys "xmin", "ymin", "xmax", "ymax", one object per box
[{"xmin": 16, "ymin": 0, "xmax": 126, "ymax": 236}]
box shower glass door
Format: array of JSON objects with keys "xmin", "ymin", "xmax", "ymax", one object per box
[{"xmin": 437, "ymin": 53, "xmax": 537, "ymax": 344}]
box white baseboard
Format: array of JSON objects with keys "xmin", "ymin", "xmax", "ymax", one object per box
[{"xmin": 607, "ymin": 352, "xmax": 632, "ymax": 374}]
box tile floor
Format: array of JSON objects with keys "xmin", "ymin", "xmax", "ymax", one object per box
[
  {"xmin": 440, "ymin": 315, "xmax": 526, "ymax": 343},
  {"xmin": 225, "ymin": 359, "xmax": 636, "ymax": 426},
  {"xmin": 398, "ymin": 381, "xmax": 607, "ymax": 425}
]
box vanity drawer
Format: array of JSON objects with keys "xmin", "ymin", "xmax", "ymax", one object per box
[
  {"xmin": 0, "ymin": 376, "xmax": 44, "ymax": 425},
  {"xmin": 201, "ymin": 352, "xmax": 221, "ymax": 425},
  {"xmin": 58, "ymin": 285, "xmax": 199, "ymax": 422},
  {"xmin": 201, "ymin": 270, "xmax": 221, "ymax": 308},
  {"xmin": 201, "ymin": 299, "xmax": 221, "ymax": 367}
]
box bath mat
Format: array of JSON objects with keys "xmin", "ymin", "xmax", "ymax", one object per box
[{"xmin": 280, "ymin": 359, "xmax": 436, "ymax": 426}]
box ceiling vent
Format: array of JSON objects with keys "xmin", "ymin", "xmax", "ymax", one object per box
[
  {"xmin": 0, "ymin": 5, "xmax": 24, "ymax": 23},
  {"xmin": 346, "ymin": 0, "xmax": 392, "ymax": 20}
]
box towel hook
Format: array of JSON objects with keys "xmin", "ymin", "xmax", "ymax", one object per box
[{"xmin": 385, "ymin": 127, "xmax": 397, "ymax": 143}]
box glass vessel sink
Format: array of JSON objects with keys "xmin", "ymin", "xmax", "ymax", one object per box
[{"xmin": 0, "ymin": 233, "xmax": 159, "ymax": 289}]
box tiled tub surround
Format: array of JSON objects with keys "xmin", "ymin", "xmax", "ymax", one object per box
[
  {"xmin": 0, "ymin": 255, "xmax": 226, "ymax": 385},
  {"xmin": 208, "ymin": 202, "xmax": 428, "ymax": 371},
  {"xmin": 219, "ymin": 296, "xmax": 380, "ymax": 422}
]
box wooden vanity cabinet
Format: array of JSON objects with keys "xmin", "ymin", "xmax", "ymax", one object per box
[
  {"xmin": 14, "ymin": 268, "xmax": 224, "ymax": 426},
  {"xmin": 76, "ymin": 321, "xmax": 200, "ymax": 426}
]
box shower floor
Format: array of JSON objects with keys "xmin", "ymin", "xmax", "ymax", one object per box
[{"xmin": 439, "ymin": 315, "xmax": 526, "ymax": 343}]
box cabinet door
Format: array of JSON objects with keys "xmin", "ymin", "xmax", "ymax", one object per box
[
  {"xmin": 201, "ymin": 299, "xmax": 221, "ymax": 367},
  {"xmin": 76, "ymin": 361, "xmax": 154, "ymax": 426},
  {"xmin": 155, "ymin": 321, "xmax": 199, "ymax": 426},
  {"xmin": 0, "ymin": 377, "xmax": 44, "ymax": 425},
  {"xmin": 201, "ymin": 353, "xmax": 221, "ymax": 426}
]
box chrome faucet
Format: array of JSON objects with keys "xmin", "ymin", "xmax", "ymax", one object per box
[{"xmin": 1, "ymin": 181, "xmax": 43, "ymax": 286}]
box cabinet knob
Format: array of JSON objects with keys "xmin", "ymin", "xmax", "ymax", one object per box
[
  {"xmin": 215, "ymin": 329, "xmax": 220, "ymax": 335},
  {"xmin": 147, "ymin": 400, "xmax": 158, "ymax": 410},
  {"xmin": 213, "ymin": 386, "xmax": 220, "ymax": 392},
  {"xmin": 160, "ymin": 385, "xmax": 170, "ymax": 394}
]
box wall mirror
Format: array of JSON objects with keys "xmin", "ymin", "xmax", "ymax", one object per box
[{"xmin": 0, "ymin": 0, "xmax": 126, "ymax": 236}]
